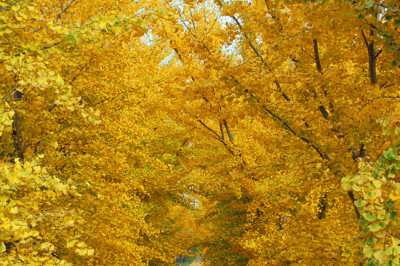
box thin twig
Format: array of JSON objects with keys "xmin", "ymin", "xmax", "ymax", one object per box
[
  {"xmin": 359, "ymin": 95, "xmax": 400, "ymax": 111},
  {"xmin": 375, "ymin": 49, "xmax": 382, "ymax": 58},
  {"xmin": 313, "ymin": 39, "xmax": 323, "ymax": 74},
  {"xmin": 223, "ymin": 120, "xmax": 234, "ymax": 143},
  {"xmin": 12, "ymin": 211, "xmax": 82, "ymax": 222},
  {"xmin": 56, "ymin": 0, "xmax": 77, "ymax": 20},
  {"xmin": 198, "ymin": 120, "xmax": 226, "ymax": 145},
  {"xmin": 361, "ymin": 30, "xmax": 369, "ymax": 48},
  {"xmin": 0, "ymin": 91, "xmax": 16, "ymax": 105}
]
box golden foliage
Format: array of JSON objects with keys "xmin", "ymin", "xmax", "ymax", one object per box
[{"xmin": 1, "ymin": 0, "xmax": 400, "ymax": 265}]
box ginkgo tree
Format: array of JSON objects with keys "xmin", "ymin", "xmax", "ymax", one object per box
[
  {"xmin": 149, "ymin": 0, "xmax": 400, "ymax": 264},
  {"xmin": 1, "ymin": 0, "xmax": 196, "ymax": 265},
  {"xmin": 1, "ymin": 0, "xmax": 400, "ymax": 265}
]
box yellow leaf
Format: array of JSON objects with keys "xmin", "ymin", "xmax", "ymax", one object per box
[
  {"xmin": 66, "ymin": 240, "xmax": 78, "ymax": 248},
  {"xmin": 51, "ymin": 141, "xmax": 58, "ymax": 149}
]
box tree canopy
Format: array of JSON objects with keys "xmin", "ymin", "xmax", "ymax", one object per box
[{"xmin": 1, "ymin": 0, "xmax": 400, "ymax": 265}]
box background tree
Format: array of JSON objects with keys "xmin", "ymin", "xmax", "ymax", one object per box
[
  {"xmin": 1, "ymin": 0, "xmax": 196, "ymax": 264},
  {"xmin": 150, "ymin": 0, "xmax": 400, "ymax": 264}
]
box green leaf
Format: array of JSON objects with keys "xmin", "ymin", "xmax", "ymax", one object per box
[
  {"xmin": 386, "ymin": 200, "xmax": 394, "ymax": 207},
  {"xmin": 360, "ymin": 218, "xmax": 369, "ymax": 226},
  {"xmin": 355, "ymin": 199, "xmax": 363, "ymax": 207},
  {"xmin": 363, "ymin": 245, "xmax": 374, "ymax": 258},
  {"xmin": 384, "ymin": 260, "xmax": 396, "ymax": 266},
  {"xmin": 394, "ymin": 246, "xmax": 400, "ymax": 256},
  {"xmin": 383, "ymin": 150, "xmax": 396, "ymax": 160},
  {"xmin": 366, "ymin": 237, "xmax": 375, "ymax": 245},
  {"xmin": 66, "ymin": 34, "xmax": 75, "ymax": 43},
  {"xmin": 361, "ymin": 227, "xmax": 370, "ymax": 234},
  {"xmin": 364, "ymin": 213, "xmax": 377, "ymax": 222},
  {"xmin": 393, "ymin": 162, "xmax": 400, "ymax": 169},
  {"xmin": 377, "ymin": 212, "xmax": 389, "ymax": 221},
  {"xmin": 365, "ymin": 191, "xmax": 374, "ymax": 199},
  {"xmin": 0, "ymin": 242, "xmax": 6, "ymax": 252},
  {"xmin": 365, "ymin": 1, "xmax": 375, "ymax": 8},
  {"xmin": 383, "ymin": 129, "xmax": 391, "ymax": 136},
  {"xmin": 369, "ymin": 222, "xmax": 384, "ymax": 232},
  {"xmin": 341, "ymin": 177, "xmax": 351, "ymax": 190},
  {"xmin": 366, "ymin": 258, "xmax": 378, "ymax": 266},
  {"xmin": 368, "ymin": 223, "xmax": 381, "ymax": 232},
  {"xmin": 384, "ymin": 247, "xmax": 394, "ymax": 255}
]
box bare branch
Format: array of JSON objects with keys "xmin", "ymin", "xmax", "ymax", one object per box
[
  {"xmin": 313, "ymin": 39, "xmax": 323, "ymax": 74},
  {"xmin": 41, "ymin": 41, "xmax": 63, "ymax": 50},
  {"xmin": 0, "ymin": 90, "xmax": 16, "ymax": 105},
  {"xmin": 56, "ymin": 0, "xmax": 77, "ymax": 20},
  {"xmin": 361, "ymin": 30, "xmax": 369, "ymax": 48},
  {"xmin": 70, "ymin": 58, "xmax": 92, "ymax": 84},
  {"xmin": 359, "ymin": 95, "xmax": 400, "ymax": 111},
  {"xmin": 318, "ymin": 105, "xmax": 329, "ymax": 119},
  {"xmin": 223, "ymin": 120, "xmax": 234, "ymax": 143},
  {"xmin": 361, "ymin": 30, "xmax": 378, "ymax": 84},
  {"xmin": 198, "ymin": 120, "xmax": 238, "ymax": 156},
  {"xmin": 264, "ymin": 0, "xmax": 271, "ymax": 9},
  {"xmin": 369, "ymin": 23, "xmax": 400, "ymax": 50},
  {"xmin": 219, "ymin": 121, "xmax": 225, "ymax": 142},
  {"xmin": 347, "ymin": 191, "xmax": 361, "ymax": 219},
  {"xmin": 231, "ymin": 76, "xmax": 329, "ymax": 161},
  {"xmin": 274, "ymin": 80, "xmax": 291, "ymax": 101},
  {"xmin": 23, "ymin": 148, "xmax": 43, "ymax": 163},
  {"xmin": 198, "ymin": 120, "xmax": 226, "ymax": 145},
  {"xmin": 232, "ymin": 15, "xmax": 265, "ymax": 63},
  {"xmin": 216, "ymin": 0, "xmax": 267, "ymax": 66},
  {"xmin": 375, "ymin": 49, "xmax": 382, "ymax": 58},
  {"xmin": 262, "ymin": 106, "xmax": 329, "ymax": 161}
]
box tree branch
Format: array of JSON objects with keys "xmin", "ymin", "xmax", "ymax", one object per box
[
  {"xmin": 230, "ymin": 76, "xmax": 329, "ymax": 161},
  {"xmin": 56, "ymin": 0, "xmax": 77, "ymax": 20},
  {"xmin": 375, "ymin": 49, "xmax": 382, "ymax": 58},
  {"xmin": 223, "ymin": 120, "xmax": 234, "ymax": 143},
  {"xmin": 359, "ymin": 95, "xmax": 400, "ymax": 111},
  {"xmin": 198, "ymin": 120, "xmax": 226, "ymax": 146},
  {"xmin": 361, "ymin": 30, "xmax": 369, "ymax": 48},
  {"xmin": 313, "ymin": 39, "xmax": 323, "ymax": 74},
  {"xmin": 263, "ymin": 106, "xmax": 329, "ymax": 161},
  {"xmin": 220, "ymin": 121, "xmax": 225, "ymax": 142}
]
